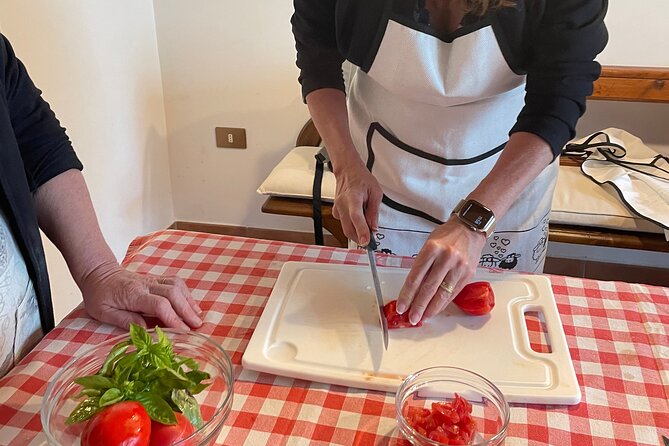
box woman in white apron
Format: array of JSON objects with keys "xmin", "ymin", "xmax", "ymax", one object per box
[{"xmin": 293, "ymin": 0, "xmax": 607, "ymax": 324}]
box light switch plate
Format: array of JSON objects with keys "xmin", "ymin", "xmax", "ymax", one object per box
[{"xmin": 215, "ymin": 127, "xmax": 247, "ymax": 149}]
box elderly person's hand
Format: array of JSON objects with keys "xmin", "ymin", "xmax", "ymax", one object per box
[
  {"xmin": 395, "ymin": 217, "xmax": 487, "ymax": 325},
  {"xmin": 80, "ymin": 261, "xmax": 203, "ymax": 330}
]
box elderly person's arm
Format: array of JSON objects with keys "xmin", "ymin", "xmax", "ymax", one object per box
[
  {"xmin": 34, "ymin": 170, "xmax": 203, "ymax": 330},
  {"xmin": 3, "ymin": 34, "xmax": 201, "ymax": 330}
]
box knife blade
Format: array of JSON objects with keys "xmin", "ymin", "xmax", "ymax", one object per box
[{"xmin": 366, "ymin": 236, "xmax": 389, "ymax": 350}]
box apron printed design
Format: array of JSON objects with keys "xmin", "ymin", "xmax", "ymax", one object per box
[
  {"xmin": 346, "ymin": 9, "xmax": 558, "ymax": 273},
  {"xmin": 478, "ymin": 212, "xmax": 550, "ymax": 272}
]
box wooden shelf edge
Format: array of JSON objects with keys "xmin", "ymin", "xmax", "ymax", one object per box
[{"xmin": 548, "ymin": 224, "xmax": 668, "ymax": 253}]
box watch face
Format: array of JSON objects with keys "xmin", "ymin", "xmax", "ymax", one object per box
[{"xmin": 460, "ymin": 201, "xmax": 493, "ymax": 229}]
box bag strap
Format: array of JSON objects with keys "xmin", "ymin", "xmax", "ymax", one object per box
[
  {"xmin": 562, "ymin": 131, "xmax": 627, "ymax": 160},
  {"xmin": 312, "ymin": 148, "xmax": 331, "ymax": 245}
]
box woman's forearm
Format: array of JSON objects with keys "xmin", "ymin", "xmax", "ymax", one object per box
[
  {"xmin": 305, "ymin": 88, "xmax": 364, "ymax": 175},
  {"xmin": 466, "ymin": 131, "xmax": 554, "ymax": 220}
]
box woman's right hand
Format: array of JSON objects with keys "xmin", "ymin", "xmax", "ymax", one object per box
[
  {"xmin": 332, "ymin": 161, "xmax": 383, "ymax": 247},
  {"xmin": 305, "ymin": 88, "xmax": 382, "ymax": 246}
]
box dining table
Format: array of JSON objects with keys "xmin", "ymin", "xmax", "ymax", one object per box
[{"xmin": 0, "ymin": 229, "xmax": 667, "ymax": 446}]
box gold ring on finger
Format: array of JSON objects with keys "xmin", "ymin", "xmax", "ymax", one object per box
[{"xmin": 439, "ymin": 281, "xmax": 455, "ymax": 294}]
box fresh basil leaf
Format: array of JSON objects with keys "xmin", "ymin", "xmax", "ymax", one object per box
[
  {"xmin": 171, "ymin": 389, "xmax": 204, "ymax": 429},
  {"xmin": 148, "ymin": 347, "xmax": 172, "ymax": 370},
  {"xmin": 114, "ymin": 351, "xmax": 139, "ymax": 382},
  {"xmin": 129, "ymin": 380, "xmax": 148, "ymax": 394},
  {"xmin": 185, "ymin": 370, "xmax": 211, "ymax": 395},
  {"xmin": 66, "ymin": 398, "xmax": 101, "ymax": 425},
  {"xmin": 99, "ymin": 388, "xmax": 124, "ymax": 407},
  {"xmin": 155, "ymin": 327, "xmax": 175, "ymax": 359},
  {"xmin": 75, "ymin": 388, "xmax": 102, "ymax": 398},
  {"xmin": 190, "ymin": 383, "xmax": 209, "ymax": 395},
  {"xmin": 129, "ymin": 323, "xmax": 152, "ymax": 352},
  {"xmin": 99, "ymin": 341, "xmax": 130, "ymax": 377},
  {"xmin": 135, "ymin": 392, "xmax": 177, "ymax": 425},
  {"xmin": 74, "ymin": 375, "xmax": 114, "ymax": 390},
  {"xmin": 156, "ymin": 367, "xmax": 192, "ymax": 390},
  {"xmin": 185, "ymin": 370, "xmax": 210, "ymax": 384},
  {"xmin": 177, "ymin": 356, "xmax": 199, "ymax": 371},
  {"xmin": 663, "ymin": 435, "xmax": 669, "ymax": 446},
  {"xmin": 148, "ymin": 379, "xmax": 172, "ymax": 400}
]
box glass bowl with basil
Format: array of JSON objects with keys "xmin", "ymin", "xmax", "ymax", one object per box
[{"xmin": 41, "ymin": 325, "xmax": 234, "ymax": 446}]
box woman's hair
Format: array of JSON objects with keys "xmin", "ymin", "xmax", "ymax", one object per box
[{"xmin": 464, "ymin": 0, "xmax": 516, "ymax": 16}]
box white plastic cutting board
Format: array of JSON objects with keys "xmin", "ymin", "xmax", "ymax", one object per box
[{"xmin": 242, "ymin": 262, "xmax": 580, "ymax": 404}]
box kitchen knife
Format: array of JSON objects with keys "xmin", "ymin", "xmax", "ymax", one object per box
[{"xmin": 366, "ymin": 236, "xmax": 389, "ymax": 350}]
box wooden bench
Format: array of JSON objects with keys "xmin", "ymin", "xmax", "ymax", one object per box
[{"xmin": 262, "ymin": 66, "xmax": 669, "ymax": 251}]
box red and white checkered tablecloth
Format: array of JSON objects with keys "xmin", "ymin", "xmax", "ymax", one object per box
[{"xmin": 1, "ymin": 229, "xmax": 667, "ymax": 446}]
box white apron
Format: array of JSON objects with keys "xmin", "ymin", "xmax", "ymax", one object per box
[
  {"xmin": 0, "ymin": 206, "xmax": 42, "ymax": 377},
  {"xmin": 346, "ymin": 12, "xmax": 557, "ymax": 273},
  {"xmin": 565, "ymin": 129, "xmax": 669, "ymax": 240}
]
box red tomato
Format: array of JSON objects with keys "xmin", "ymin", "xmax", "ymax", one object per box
[
  {"xmin": 384, "ymin": 300, "xmax": 422, "ymax": 329},
  {"xmin": 81, "ymin": 401, "xmax": 151, "ymax": 446},
  {"xmin": 149, "ymin": 412, "xmax": 195, "ymax": 446},
  {"xmin": 404, "ymin": 393, "xmax": 478, "ymax": 445},
  {"xmin": 453, "ymin": 282, "xmax": 495, "ymax": 316}
]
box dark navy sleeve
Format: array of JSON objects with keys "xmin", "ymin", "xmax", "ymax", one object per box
[
  {"xmin": 510, "ymin": 0, "xmax": 609, "ymax": 158},
  {"xmin": 292, "ymin": 0, "xmax": 346, "ymax": 100},
  {"xmin": 1, "ymin": 34, "xmax": 83, "ymax": 192}
]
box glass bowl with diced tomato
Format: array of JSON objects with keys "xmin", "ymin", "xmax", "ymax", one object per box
[
  {"xmin": 41, "ymin": 325, "xmax": 234, "ymax": 446},
  {"xmin": 396, "ymin": 366, "xmax": 509, "ymax": 446}
]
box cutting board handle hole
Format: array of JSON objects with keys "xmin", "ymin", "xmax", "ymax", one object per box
[{"xmin": 523, "ymin": 310, "xmax": 553, "ymax": 353}]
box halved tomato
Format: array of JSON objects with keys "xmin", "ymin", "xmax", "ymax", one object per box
[
  {"xmin": 384, "ymin": 300, "xmax": 422, "ymax": 329},
  {"xmin": 453, "ymin": 282, "xmax": 495, "ymax": 316}
]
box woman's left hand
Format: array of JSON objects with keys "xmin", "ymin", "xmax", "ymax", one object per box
[{"xmin": 396, "ymin": 217, "xmax": 487, "ymax": 325}]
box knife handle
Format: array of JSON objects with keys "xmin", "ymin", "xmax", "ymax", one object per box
[{"xmin": 367, "ymin": 233, "xmax": 378, "ymax": 251}]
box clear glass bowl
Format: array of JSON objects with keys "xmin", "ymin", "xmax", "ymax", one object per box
[
  {"xmin": 396, "ymin": 366, "xmax": 509, "ymax": 446},
  {"xmin": 41, "ymin": 329, "xmax": 234, "ymax": 446}
]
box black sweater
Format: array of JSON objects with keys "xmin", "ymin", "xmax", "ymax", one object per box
[
  {"xmin": 0, "ymin": 34, "xmax": 83, "ymax": 332},
  {"xmin": 292, "ymin": 0, "xmax": 608, "ymax": 157}
]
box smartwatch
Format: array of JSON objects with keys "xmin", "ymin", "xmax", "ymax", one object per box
[{"xmin": 452, "ymin": 199, "xmax": 496, "ymax": 238}]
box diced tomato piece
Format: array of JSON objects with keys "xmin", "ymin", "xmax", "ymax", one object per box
[
  {"xmin": 406, "ymin": 406, "xmax": 430, "ymax": 419},
  {"xmin": 432, "ymin": 402, "xmax": 460, "ymax": 425},
  {"xmin": 424, "ymin": 415, "xmax": 438, "ymax": 433},
  {"xmin": 404, "ymin": 393, "xmax": 478, "ymax": 445},
  {"xmin": 460, "ymin": 418, "xmax": 477, "ymax": 441},
  {"xmin": 428, "ymin": 430, "xmax": 451, "ymax": 443},
  {"xmin": 453, "ymin": 282, "xmax": 495, "ymax": 315},
  {"xmin": 443, "ymin": 423, "xmax": 459, "ymax": 438},
  {"xmin": 384, "ymin": 300, "xmax": 422, "ymax": 329}
]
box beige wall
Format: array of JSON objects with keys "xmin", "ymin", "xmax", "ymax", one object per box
[
  {"xmin": 0, "ymin": 1, "xmax": 173, "ymax": 322},
  {"xmin": 152, "ymin": 0, "xmax": 312, "ymax": 232}
]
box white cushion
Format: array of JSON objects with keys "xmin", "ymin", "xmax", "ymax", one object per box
[
  {"xmin": 257, "ymin": 146, "xmax": 336, "ymax": 202},
  {"xmin": 258, "ymin": 147, "xmax": 664, "ymax": 235},
  {"xmin": 550, "ymin": 166, "xmax": 664, "ymax": 234}
]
